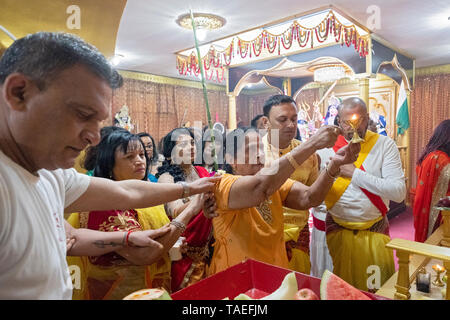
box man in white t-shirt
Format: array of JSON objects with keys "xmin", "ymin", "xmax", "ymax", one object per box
[{"xmin": 0, "ymin": 32, "xmax": 220, "ymax": 299}]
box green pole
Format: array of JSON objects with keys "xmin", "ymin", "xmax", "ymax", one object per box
[{"xmin": 190, "ymin": 10, "xmax": 218, "ymax": 171}]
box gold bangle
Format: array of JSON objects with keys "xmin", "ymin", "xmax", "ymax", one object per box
[
  {"xmin": 325, "ymin": 164, "xmax": 340, "ymax": 179},
  {"xmin": 177, "ymin": 181, "xmax": 190, "ymax": 198},
  {"xmin": 286, "ymin": 152, "xmax": 301, "ymax": 170}
]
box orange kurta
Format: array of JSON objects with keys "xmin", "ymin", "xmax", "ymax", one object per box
[{"xmin": 208, "ymin": 174, "xmax": 295, "ymax": 275}]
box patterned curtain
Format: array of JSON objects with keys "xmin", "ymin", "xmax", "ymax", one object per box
[
  {"xmin": 410, "ymin": 73, "xmax": 450, "ymax": 191},
  {"xmin": 235, "ymin": 89, "xmax": 320, "ymax": 127},
  {"xmin": 111, "ymin": 78, "xmax": 228, "ymax": 147},
  {"xmin": 236, "ymin": 92, "xmax": 275, "ymax": 126}
]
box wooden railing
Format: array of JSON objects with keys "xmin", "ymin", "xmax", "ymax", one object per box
[
  {"xmin": 386, "ymin": 238, "xmax": 450, "ymax": 300},
  {"xmin": 377, "ymin": 210, "xmax": 450, "ymax": 300}
]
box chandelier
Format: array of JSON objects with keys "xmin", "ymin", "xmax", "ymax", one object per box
[
  {"xmin": 309, "ymin": 64, "xmax": 347, "ymax": 83},
  {"xmin": 176, "ymin": 13, "xmax": 226, "ymax": 41}
]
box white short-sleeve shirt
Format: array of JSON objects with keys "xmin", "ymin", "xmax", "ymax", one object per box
[{"xmin": 0, "ymin": 150, "xmax": 90, "ymax": 299}]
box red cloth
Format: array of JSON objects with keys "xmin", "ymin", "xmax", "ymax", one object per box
[
  {"xmin": 87, "ymin": 209, "xmax": 141, "ymax": 266},
  {"xmin": 332, "ymin": 135, "xmax": 349, "ymax": 153},
  {"xmin": 413, "ymin": 150, "xmax": 450, "ymax": 242},
  {"xmin": 171, "ymin": 166, "xmax": 212, "ymax": 292},
  {"xmin": 313, "ymin": 214, "xmax": 326, "ymax": 232}
]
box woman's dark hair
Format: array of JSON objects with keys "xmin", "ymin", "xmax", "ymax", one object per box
[
  {"xmin": 137, "ymin": 132, "xmax": 158, "ymax": 163},
  {"xmin": 83, "ymin": 126, "xmax": 127, "ymax": 171},
  {"xmin": 91, "ymin": 130, "xmax": 149, "ymax": 181},
  {"xmin": 223, "ymin": 126, "xmax": 259, "ymax": 174},
  {"xmin": 156, "ymin": 127, "xmax": 195, "ymax": 182},
  {"xmin": 417, "ymin": 119, "xmax": 450, "ymax": 165},
  {"xmin": 250, "ymin": 114, "xmax": 264, "ymax": 128}
]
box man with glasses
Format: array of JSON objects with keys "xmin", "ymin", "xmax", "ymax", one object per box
[{"xmin": 314, "ymin": 97, "xmax": 406, "ymax": 291}]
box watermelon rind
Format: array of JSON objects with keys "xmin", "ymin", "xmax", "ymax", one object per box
[
  {"xmin": 261, "ymin": 271, "xmax": 299, "ymax": 300},
  {"xmin": 234, "ymin": 293, "xmax": 254, "ymax": 300},
  {"xmin": 123, "ymin": 288, "xmax": 172, "ymax": 300},
  {"xmin": 320, "ymin": 269, "xmax": 371, "ymax": 300},
  {"xmin": 320, "ymin": 269, "xmax": 332, "ymax": 300}
]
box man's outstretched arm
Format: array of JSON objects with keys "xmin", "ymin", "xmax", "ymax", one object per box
[{"xmin": 65, "ymin": 175, "xmax": 221, "ymax": 213}]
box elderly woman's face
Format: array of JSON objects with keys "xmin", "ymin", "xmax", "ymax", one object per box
[
  {"xmin": 112, "ymin": 140, "xmax": 147, "ymax": 181},
  {"xmin": 227, "ymin": 131, "xmax": 265, "ymax": 176},
  {"xmin": 172, "ymin": 134, "xmax": 196, "ymax": 165}
]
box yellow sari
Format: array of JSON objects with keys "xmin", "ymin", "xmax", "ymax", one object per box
[
  {"xmin": 325, "ymin": 214, "xmax": 395, "ymax": 291},
  {"xmin": 66, "ymin": 205, "xmax": 171, "ymax": 300}
]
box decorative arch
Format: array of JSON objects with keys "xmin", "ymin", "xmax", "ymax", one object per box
[{"xmin": 376, "ymin": 54, "xmax": 412, "ymax": 91}]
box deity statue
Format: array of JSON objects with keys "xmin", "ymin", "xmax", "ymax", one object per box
[
  {"xmin": 323, "ymin": 94, "xmax": 341, "ymax": 126},
  {"xmin": 114, "ymin": 105, "xmax": 134, "ymax": 132}
]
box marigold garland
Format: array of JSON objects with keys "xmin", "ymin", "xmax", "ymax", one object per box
[{"xmin": 176, "ymin": 10, "xmax": 369, "ymax": 82}]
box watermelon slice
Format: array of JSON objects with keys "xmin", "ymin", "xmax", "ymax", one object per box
[
  {"xmin": 244, "ymin": 288, "xmax": 269, "ymax": 299},
  {"xmin": 320, "ymin": 270, "xmax": 371, "ymax": 300}
]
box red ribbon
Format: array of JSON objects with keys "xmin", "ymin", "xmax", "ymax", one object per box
[
  {"xmin": 332, "ymin": 136, "xmax": 388, "ymax": 216},
  {"xmin": 313, "ymin": 214, "xmax": 326, "ymax": 232}
]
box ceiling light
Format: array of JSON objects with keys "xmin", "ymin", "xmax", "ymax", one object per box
[
  {"xmin": 110, "ymin": 54, "xmax": 124, "ymax": 66},
  {"xmin": 308, "ymin": 64, "xmax": 347, "ymax": 83},
  {"xmin": 176, "ymin": 12, "xmax": 226, "ymax": 40}
]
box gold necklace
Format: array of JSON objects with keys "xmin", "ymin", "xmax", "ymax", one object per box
[
  {"xmin": 267, "ymin": 134, "xmax": 295, "ymax": 159},
  {"xmin": 183, "ymin": 165, "xmax": 198, "ymax": 182}
]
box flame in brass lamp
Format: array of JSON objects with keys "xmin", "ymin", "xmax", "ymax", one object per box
[
  {"xmin": 432, "ymin": 264, "xmax": 446, "ymax": 287},
  {"xmin": 346, "ymin": 114, "xmax": 365, "ymax": 143}
]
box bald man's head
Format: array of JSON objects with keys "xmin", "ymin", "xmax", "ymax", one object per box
[
  {"xmin": 336, "ymin": 97, "xmax": 370, "ymax": 141},
  {"xmin": 338, "ymin": 97, "xmax": 368, "ymax": 117}
]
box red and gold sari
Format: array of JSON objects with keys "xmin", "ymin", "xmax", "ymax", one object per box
[
  {"xmin": 171, "ymin": 166, "xmax": 213, "ymax": 292},
  {"xmin": 83, "ymin": 205, "xmax": 171, "ymax": 300},
  {"xmin": 413, "ymin": 150, "xmax": 450, "ymax": 242}
]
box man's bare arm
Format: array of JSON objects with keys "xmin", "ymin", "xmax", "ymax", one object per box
[
  {"xmin": 284, "ymin": 142, "xmax": 361, "ymax": 210},
  {"xmin": 283, "ymin": 169, "xmax": 337, "ymax": 210},
  {"xmin": 65, "ymin": 220, "xmax": 168, "ymax": 257},
  {"xmin": 114, "ymin": 194, "xmax": 208, "ymax": 265},
  {"xmin": 65, "ymin": 175, "xmax": 221, "ymax": 213}
]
